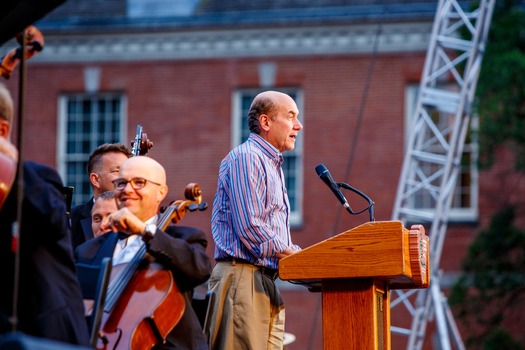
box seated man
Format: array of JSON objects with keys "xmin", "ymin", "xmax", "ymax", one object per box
[{"xmin": 75, "ymin": 156, "xmax": 212, "ymax": 350}]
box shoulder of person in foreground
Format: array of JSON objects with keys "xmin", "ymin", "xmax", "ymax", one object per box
[
  {"xmin": 19, "ymin": 162, "xmax": 69, "ymax": 235},
  {"xmin": 24, "ymin": 161, "xmax": 64, "ymax": 188}
]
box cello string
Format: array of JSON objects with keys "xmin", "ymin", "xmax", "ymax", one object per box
[
  {"xmin": 104, "ymin": 201, "xmax": 172, "ymax": 310},
  {"xmin": 105, "ymin": 244, "xmax": 147, "ymax": 311}
]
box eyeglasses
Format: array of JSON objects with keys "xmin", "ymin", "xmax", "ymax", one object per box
[{"xmin": 112, "ymin": 177, "xmax": 162, "ymax": 190}]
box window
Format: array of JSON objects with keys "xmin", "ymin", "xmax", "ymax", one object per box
[
  {"xmin": 57, "ymin": 93, "xmax": 127, "ymax": 207},
  {"xmin": 404, "ymin": 84, "xmax": 478, "ymax": 221},
  {"xmin": 232, "ymin": 89, "xmax": 304, "ymax": 227}
]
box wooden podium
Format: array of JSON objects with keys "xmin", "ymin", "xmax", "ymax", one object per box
[{"xmin": 278, "ymin": 221, "xmax": 429, "ymax": 350}]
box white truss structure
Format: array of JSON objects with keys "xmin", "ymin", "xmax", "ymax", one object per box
[{"xmin": 390, "ymin": 0, "xmax": 495, "ymax": 349}]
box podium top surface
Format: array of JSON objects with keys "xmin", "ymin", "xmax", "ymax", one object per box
[{"xmin": 278, "ymin": 221, "xmax": 429, "ymax": 289}]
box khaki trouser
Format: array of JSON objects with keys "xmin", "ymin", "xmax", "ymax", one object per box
[{"xmin": 204, "ymin": 261, "xmax": 285, "ymax": 350}]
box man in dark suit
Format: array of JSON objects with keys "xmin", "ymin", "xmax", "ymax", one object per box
[
  {"xmin": 75, "ymin": 156, "xmax": 212, "ymax": 350},
  {"xmin": 70, "ymin": 143, "xmax": 131, "ymax": 249},
  {"xmin": 0, "ymin": 83, "xmax": 89, "ymax": 345}
]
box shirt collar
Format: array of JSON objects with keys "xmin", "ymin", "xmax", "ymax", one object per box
[
  {"xmin": 147, "ymin": 215, "xmax": 158, "ymax": 225},
  {"xmin": 249, "ymin": 133, "xmax": 283, "ymax": 165}
]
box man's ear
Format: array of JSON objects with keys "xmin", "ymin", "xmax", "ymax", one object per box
[
  {"xmin": 259, "ymin": 114, "xmax": 271, "ymax": 131},
  {"xmin": 157, "ymin": 184, "xmax": 168, "ymax": 203},
  {"xmin": 0, "ymin": 119, "xmax": 10, "ymax": 138},
  {"xmin": 89, "ymin": 172, "xmax": 100, "ymax": 189}
]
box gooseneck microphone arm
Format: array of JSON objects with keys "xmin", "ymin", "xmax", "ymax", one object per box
[
  {"xmin": 315, "ymin": 163, "xmax": 375, "ymax": 222},
  {"xmin": 337, "ymin": 181, "xmax": 375, "ymax": 222}
]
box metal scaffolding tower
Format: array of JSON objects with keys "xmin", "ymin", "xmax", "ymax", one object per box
[{"xmin": 390, "ymin": 0, "xmax": 495, "ymax": 349}]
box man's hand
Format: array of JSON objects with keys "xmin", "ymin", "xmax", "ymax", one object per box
[
  {"xmin": 275, "ymin": 247, "xmax": 299, "ymax": 259},
  {"xmin": 100, "ymin": 207, "xmax": 147, "ymax": 237}
]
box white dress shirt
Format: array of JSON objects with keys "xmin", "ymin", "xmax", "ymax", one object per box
[{"xmin": 112, "ymin": 216, "xmax": 157, "ymax": 266}]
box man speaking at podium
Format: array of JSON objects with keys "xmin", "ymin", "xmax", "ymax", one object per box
[{"xmin": 204, "ymin": 91, "xmax": 302, "ymax": 350}]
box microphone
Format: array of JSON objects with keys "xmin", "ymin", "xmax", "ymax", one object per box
[{"xmin": 315, "ymin": 163, "xmax": 351, "ymax": 212}]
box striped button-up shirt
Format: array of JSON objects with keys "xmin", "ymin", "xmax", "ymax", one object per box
[{"xmin": 212, "ymin": 133, "xmax": 300, "ymax": 270}]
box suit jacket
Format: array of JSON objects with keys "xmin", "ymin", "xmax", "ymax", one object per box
[
  {"xmin": 70, "ymin": 198, "xmax": 94, "ymax": 249},
  {"xmin": 75, "ymin": 224, "xmax": 212, "ymax": 350},
  {"xmin": 0, "ymin": 162, "xmax": 90, "ymax": 346}
]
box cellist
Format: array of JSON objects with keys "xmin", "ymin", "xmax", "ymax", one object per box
[{"xmin": 75, "ymin": 156, "xmax": 212, "ymax": 350}]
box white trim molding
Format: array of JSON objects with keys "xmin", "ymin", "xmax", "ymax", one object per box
[{"xmin": 33, "ymin": 22, "xmax": 432, "ymax": 63}]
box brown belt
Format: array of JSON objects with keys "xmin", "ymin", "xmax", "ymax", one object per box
[{"xmin": 216, "ymin": 257, "xmax": 279, "ymax": 280}]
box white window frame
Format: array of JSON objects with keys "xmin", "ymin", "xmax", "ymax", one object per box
[{"xmin": 57, "ymin": 93, "xmax": 128, "ymax": 206}]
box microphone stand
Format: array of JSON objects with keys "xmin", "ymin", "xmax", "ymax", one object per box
[{"xmin": 337, "ymin": 182, "xmax": 375, "ymax": 222}]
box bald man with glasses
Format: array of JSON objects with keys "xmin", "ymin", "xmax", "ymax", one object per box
[{"xmin": 75, "ymin": 156, "xmax": 212, "ymax": 350}]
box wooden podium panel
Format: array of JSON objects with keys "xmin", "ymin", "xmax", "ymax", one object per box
[
  {"xmin": 322, "ymin": 278, "xmax": 389, "ymax": 350},
  {"xmin": 279, "ymin": 221, "xmax": 429, "ymax": 350}
]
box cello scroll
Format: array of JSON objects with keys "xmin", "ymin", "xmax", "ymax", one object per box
[
  {"xmin": 131, "ymin": 124, "xmax": 153, "ymax": 156},
  {"xmin": 159, "ymin": 183, "xmax": 208, "ymax": 228},
  {"xmin": 0, "ymin": 26, "xmax": 44, "ymax": 80}
]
